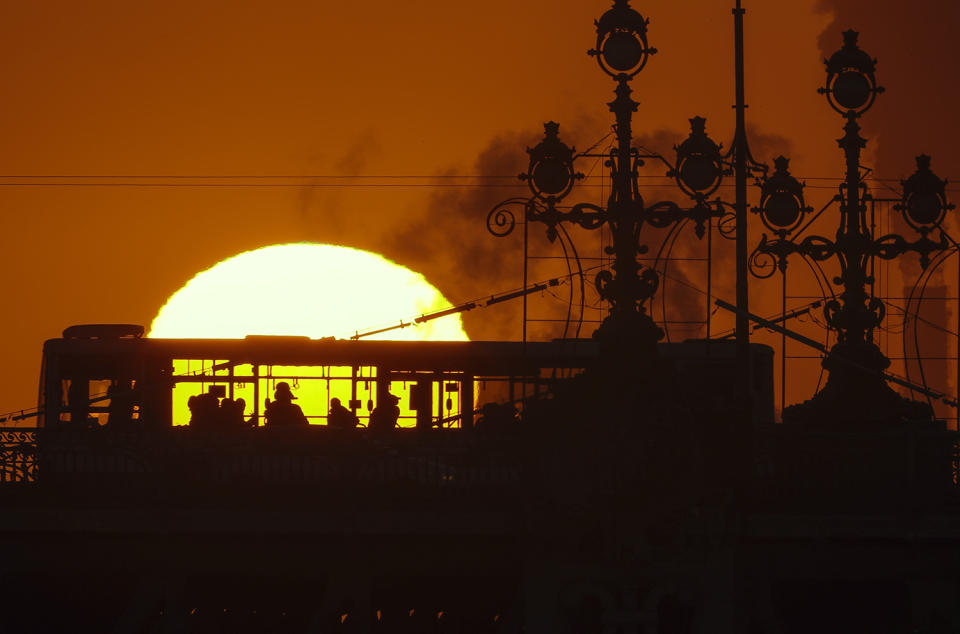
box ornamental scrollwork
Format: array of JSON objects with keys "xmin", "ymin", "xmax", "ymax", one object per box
[
  {"xmin": 486, "ymin": 197, "xmax": 526, "ymax": 238},
  {"xmin": 638, "ymin": 268, "xmax": 660, "ymax": 301},
  {"xmin": 873, "ymin": 233, "xmax": 908, "ymax": 260},
  {"xmin": 0, "ymin": 429, "xmax": 38, "ymax": 483},
  {"xmin": 824, "ymin": 298, "xmax": 843, "ymax": 330},
  {"xmin": 749, "ymin": 238, "xmax": 778, "ymax": 279},
  {"xmin": 568, "ymin": 202, "xmax": 606, "ymax": 230},
  {"xmin": 797, "ymin": 235, "xmax": 836, "ymax": 261},
  {"xmin": 594, "ymin": 269, "xmax": 614, "ymax": 303},
  {"xmin": 645, "ymin": 201, "xmax": 684, "ymax": 229},
  {"xmin": 867, "ymin": 297, "xmax": 886, "ymax": 328},
  {"xmin": 717, "ymin": 209, "xmax": 738, "ymax": 240}
]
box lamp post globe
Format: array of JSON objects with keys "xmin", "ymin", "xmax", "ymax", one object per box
[
  {"xmin": 674, "ymin": 117, "xmax": 724, "ymax": 198},
  {"xmin": 763, "ymin": 195, "xmax": 801, "ymax": 229},
  {"xmin": 901, "ymin": 155, "xmax": 950, "ymax": 231},
  {"xmin": 522, "ymin": 122, "xmax": 578, "ymax": 203},
  {"xmin": 832, "ymin": 71, "xmax": 872, "ymax": 111},
  {"xmin": 602, "ymin": 31, "xmax": 645, "ymax": 72},
  {"xmin": 590, "ymin": 0, "xmax": 656, "ymax": 78},
  {"xmin": 757, "ymin": 157, "xmax": 807, "ymax": 233},
  {"xmin": 820, "ymin": 30, "xmax": 882, "ymax": 116}
]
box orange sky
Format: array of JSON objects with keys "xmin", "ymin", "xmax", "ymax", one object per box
[{"xmin": 0, "ymin": 0, "xmax": 956, "ymax": 418}]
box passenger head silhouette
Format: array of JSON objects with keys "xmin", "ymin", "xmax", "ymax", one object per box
[{"xmin": 274, "ymin": 382, "xmax": 296, "ymax": 402}]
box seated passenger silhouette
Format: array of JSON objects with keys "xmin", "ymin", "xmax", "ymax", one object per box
[
  {"xmin": 67, "ymin": 378, "xmax": 95, "ymax": 428},
  {"xmin": 217, "ymin": 397, "xmax": 233, "ymax": 427},
  {"xmin": 218, "ymin": 397, "xmax": 246, "ymax": 427},
  {"xmin": 369, "ymin": 393, "xmax": 400, "ymax": 432},
  {"xmin": 106, "ymin": 379, "xmax": 135, "ymax": 428},
  {"xmin": 328, "ymin": 398, "xmax": 359, "ymax": 429},
  {"xmin": 188, "ymin": 390, "xmax": 220, "ymax": 429},
  {"xmin": 476, "ymin": 402, "xmax": 517, "ymax": 433},
  {"xmin": 264, "ymin": 382, "xmax": 309, "ymax": 427}
]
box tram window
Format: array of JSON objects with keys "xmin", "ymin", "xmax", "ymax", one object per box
[
  {"xmin": 87, "ymin": 379, "xmax": 112, "ymax": 426},
  {"xmin": 59, "ymin": 380, "xmax": 70, "ymax": 423},
  {"xmin": 390, "ymin": 375, "xmax": 469, "ymax": 429},
  {"xmin": 167, "ymin": 361, "xmax": 482, "ymax": 429},
  {"xmin": 60, "ymin": 378, "xmax": 112, "ymax": 426},
  {"xmin": 472, "ymin": 373, "xmax": 562, "ymax": 424},
  {"xmin": 256, "ymin": 365, "xmax": 359, "ymax": 426},
  {"xmin": 59, "ymin": 379, "xmax": 74, "ymax": 424},
  {"xmin": 170, "ymin": 362, "xmax": 383, "ymax": 427},
  {"xmin": 171, "ymin": 359, "xmax": 234, "ymax": 426},
  {"xmin": 475, "ymin": 377, "xmax": 512, "ymax": 410}
]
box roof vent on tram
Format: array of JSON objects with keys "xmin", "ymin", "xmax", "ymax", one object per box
[{"xmin": 62, "ymin": 324, "xmax": 145, "ymax": 339}]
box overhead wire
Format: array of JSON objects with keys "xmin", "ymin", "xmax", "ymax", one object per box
[{"xmin": 0, "ymin": 173, "xmax": 953, "ymax": 192}]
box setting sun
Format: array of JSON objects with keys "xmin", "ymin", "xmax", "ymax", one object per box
[
  {"xmin": 148, "ymin": 243, "xmax": 469, "ymax": 341},
  {"xmin": 148, "ymin": 243, "xmax": 469, "ymax": 426}
]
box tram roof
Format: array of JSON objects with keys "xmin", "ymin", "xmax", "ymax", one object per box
[
  {"xmin": 43, "ymin": 325, "xmax": 771, "ymax": 372},
  {"xmin": 42, "ymin": 333, "xmax": 601, "ymax": 370}
]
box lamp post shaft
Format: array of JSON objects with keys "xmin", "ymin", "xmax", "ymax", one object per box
[
  {"xmin": 610, "ymin": 78, "xmax": 640, "ymax": 322},
  {"xmin": 835, "ymin": 113, "xmax": 876, "ymax": 352},
  {"xmin": 841, "ymin": 116, "xmax": 866, "ymax": 238},
  {"xmin": 733, "ymin": 0, "xmax": 751, "ymax": 411}
]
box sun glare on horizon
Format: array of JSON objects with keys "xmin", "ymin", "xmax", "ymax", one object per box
[
  {"xmin": 148, "ymin": 243, "xmax": 469, "ymax": 342},
  {"xmin": 148, "ymin": 244, "xmax": 470, "ymax": 426}
]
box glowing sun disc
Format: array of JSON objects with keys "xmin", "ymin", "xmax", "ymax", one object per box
[{"xmin": 148, "ymin": 243, "xmax": 469, "ymax": 341}]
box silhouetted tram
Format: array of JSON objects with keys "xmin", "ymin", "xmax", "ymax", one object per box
[{"xmin": 38, "ymin": 323, "xmax": 774, "ymax": 432}]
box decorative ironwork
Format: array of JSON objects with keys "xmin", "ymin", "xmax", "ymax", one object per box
[
  {"xmin": 899, "ymin": 236, "xmax": 959, "ymax": 412},
  {"xmin": 485, "ymin": 0, "xmax": 767, "ymax": 351},
  {"xmin": 0, "ymin": 428, "xmax": 38, "ymax": 483},
  {"xmin": 589, "ymin": 0, "xmax": 656, "ymax": 78},
  {"xmin": 750, "ymin": 31, "xmax": 954, "ymax": 425},
  {"xmin": 521, "ymin": 122, "xmax": 582, "ymax": 203},
  {"xmin": 954, "ymin": 439, "xmax": 960, "ymax": 487},
  {"xmin": 818, "ymin": 30, "xmax": 883, "ymax": 116},
  {"xmin": 747, "ymin": 239, "xmax": 778, "ymax": 279},
  {"xmin": 486, "ymin": 197, "xmax": 525, "ymax": 237},
  {"xmin": 901, "ymin": 155, "xmax": 950, "ymax": 231},
  {"xmin": 754, "ymin": 157, "xmax": 811, "ymax": 237},
  {"xmin": 672, "ymin": 117, "xmax": 725, "ymax": 201}
]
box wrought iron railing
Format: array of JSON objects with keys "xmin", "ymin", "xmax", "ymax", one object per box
[
  {"xmin": 753, "ymin": 424, "xmax": 960, "ymax": 512},
  {"xmin": 0, "ymin": 428, "xmax": 38, "ymax": 483},
  {"xmin": 209, "ymin": 445, "xmax": 521, "ymax": 489},
  {"xmin": 0, "ymin": 427, "xmax": 522, "ymax": 493},
  {"xmin": 953, "ymin": 439, "xmax": 960, "ymax": 488},
  {"xmin": 3, "ymin": 425, "xmax": 958, "ymax": 503}
]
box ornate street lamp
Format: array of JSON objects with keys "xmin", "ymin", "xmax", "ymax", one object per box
[
  {"xmin": 820, "ymin": 30, "xmax": 881, "ymax": 115},
  {"xmin": 750, "ymin": 156, "xmax": 812, "ymax": 275},
  {"xmin": 750, "ymin": 31, "xmax": 953, "ymax": 425},
  {"xmin": 522, "ymin": 121, "xmax": 580, "ymax": 204},
  {"xmin": 487, "ymin": 0, "xmax": 730, "ymax": 353},
  {"xmin": 673, "ymin": 117, "xmax": 724, "ymax": 201},
  {"xmin": 897, "ymin": 154, "xmax": 953, "ymax": 268},
  {"xmin": 756, "ymin": 157, "xmax": 809, "ymax": 237},
  {"xmin": 592, "ymin": 0, "xmax": 655, "ymax": 78}
]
